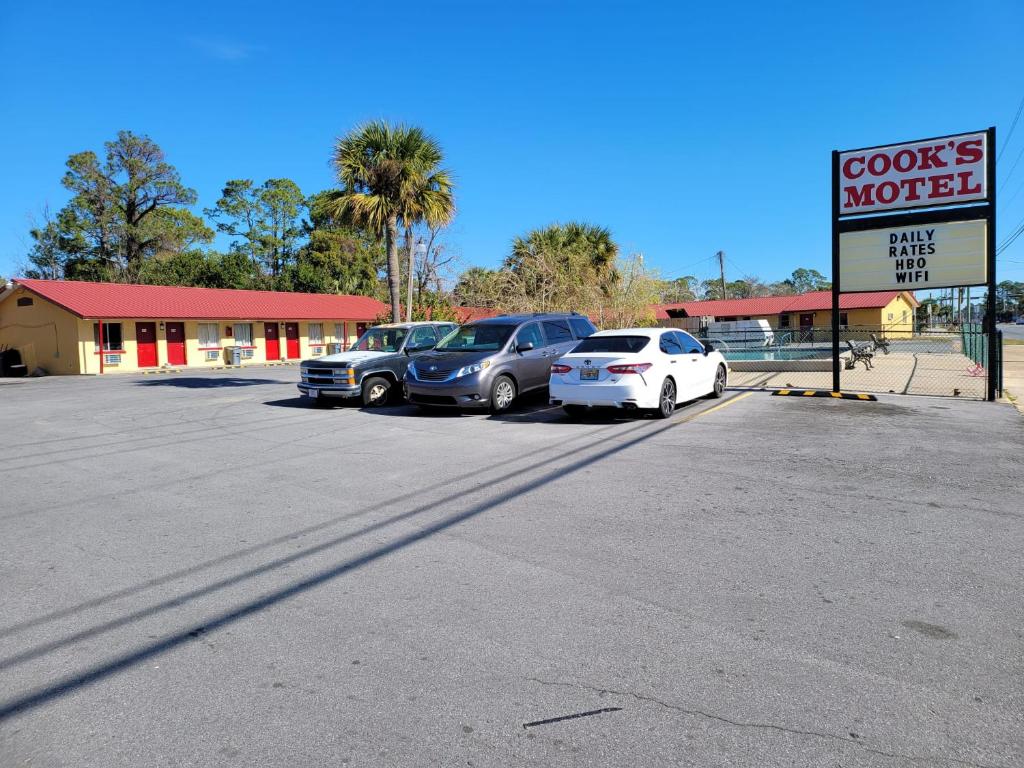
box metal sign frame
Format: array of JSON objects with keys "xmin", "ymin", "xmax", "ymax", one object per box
[{"xmin": 831, "ymin": 126, "xmax": 997, "ymax": 401}]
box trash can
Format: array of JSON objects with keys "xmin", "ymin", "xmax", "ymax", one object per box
[
  {"xmin": 328, "ymin": 342, "xmax": 343, "ymax": 354},
  {"xmin": 226, "ymin": 346, "xmax": 242, "ymax": 365}
]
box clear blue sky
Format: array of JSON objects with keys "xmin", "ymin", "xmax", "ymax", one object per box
[{"xmin": 2, "ymin": 0, "xmax": 1022, "ymax": 286}]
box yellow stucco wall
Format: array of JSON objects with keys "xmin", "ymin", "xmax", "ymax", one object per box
[
  {"xmin": 77, "ymin": 318, "xmax": 371, "ymax": 374},
  {"xmin": 733, "ymin": 294, "xmax": 916, "ymax": 338},
  {"xmin": 0, "ymin": 286, "xmax": 84, "ymax": 374},
  {"xmin": 1, "ymin": 286, "xmax": 376, "ymax": 375}
]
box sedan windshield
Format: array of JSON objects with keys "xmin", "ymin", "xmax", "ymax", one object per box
[
  {"xmin": 351, "ymin": 327, "xmax": 407, "ymax": 353},
  {"xmin": 435, "ymin": 323, "xmax": 516, "ymax": 352},
  {"xmin": 572, "ymin": 336, "xmax": 650, "ymax": 354}
]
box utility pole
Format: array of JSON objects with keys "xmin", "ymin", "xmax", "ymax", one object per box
[{"xmin": 717, "ymin": 250, "xmax": 727, "ymax": 299}]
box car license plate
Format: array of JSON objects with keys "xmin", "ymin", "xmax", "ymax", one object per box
[
  {"xmin": 580, "ymin": 367, "xmax": 599, "ymax": 381},
  {"xmin": 307, "ymin": 388, "xmax": 318, "ymax": 398}
]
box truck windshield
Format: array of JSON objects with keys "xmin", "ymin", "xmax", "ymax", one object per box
[
  {"xmin": 435, "ymin": 324, "xmax": 516, "ymax": 352},
  {"xmin": 351, "ymin": 327, "xmax": 407, "ymax": 353}
]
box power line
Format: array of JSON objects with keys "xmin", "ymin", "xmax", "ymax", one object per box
[
  {"xmin": 996, "ymin": 219, "xmax": 1024, "ymax": 255},
  {"xmin": 997, "ymin": 94, "xmax": 1024, "ymax": 163},
  {"xmin": 999, "ymin": 142, "xmax": 1024, "ymax": 191}
]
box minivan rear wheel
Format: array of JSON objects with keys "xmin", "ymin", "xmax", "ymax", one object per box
[{"xmin": 489, "ymin": 375, "xmax": 516, "ymax": 414}]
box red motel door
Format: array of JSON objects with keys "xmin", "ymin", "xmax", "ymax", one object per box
[
  {"xmin": 285, "ymin": 323, "xmax": 300, "ymax": 359},
  {"xmin": 355, "ymin": 323, "xmax": 368, "ymax": 339},
  {"xmin": 136, "ymin": 322, "xmax": 158, "ymax": 367},
  {"xmin": 166, "ymin": 322, "xmax": 186, "ymax": 365},
  {"xmin": 265, "ymin": 323, "xmax": 280, "ymax": 360},
  {"xmin": 799, "ymin": 313, "xmax": 814, "ymax": 342}
]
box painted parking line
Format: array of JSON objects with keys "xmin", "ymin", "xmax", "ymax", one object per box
[
  {"xmin": 672, "ymin": 390, "xmax": 754, "ymax": 425},
  {"xmin": 772, "ymin": 389, "xmax": 877, "ymax": 401}
]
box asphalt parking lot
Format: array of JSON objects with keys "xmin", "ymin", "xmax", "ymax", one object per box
[{"xmin": 1, "ymin": 367, "xmax": 1022, "ymax": 767}]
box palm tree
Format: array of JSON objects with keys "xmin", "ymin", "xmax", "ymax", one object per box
[{"xmin": 321, "ymin": 122, "xmax": 455, "ymax": 321}]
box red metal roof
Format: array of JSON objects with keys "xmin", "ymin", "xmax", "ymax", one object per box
[
  {"xmin": 652, "ymin": 290, "xmax": 918, "ymax": 320},
  {"xmin": 12, "ymin": 279, "xmax": 388, "ymax": 320},
  {"xmin": 453, "ymin": 306, "xmax": 501, "ymax": 322}
]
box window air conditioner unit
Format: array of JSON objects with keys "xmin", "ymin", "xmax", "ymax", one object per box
[
  {"xmin": 241, "ymin": 348, "xmax": 255, "ymax": 359},
  {"xmin": 205, "ymin": 350, "xmax": 220, "ymax": 362},
  {"xmin": 311, "ymin": 346, "xmax": 323, "ymax": 355},
  {"xmin": 103, "ymin": 354, "xmax": 121, "ymax": 365}
]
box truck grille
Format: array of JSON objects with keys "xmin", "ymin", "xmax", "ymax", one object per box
[{"xmin": 302, "ymin": 368, "xmax": 351, "ymax": 385}]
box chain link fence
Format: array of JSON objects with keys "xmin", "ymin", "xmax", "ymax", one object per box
[{"xmin": 706, "ymin": 325, "xmax": 998, "ymax": 400}]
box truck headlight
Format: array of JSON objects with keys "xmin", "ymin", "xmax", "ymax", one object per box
[
  {"xmin": 407, "ymin": 361, "xmax": 418, "ymax": 379},
  {"xmin": 455, "ymin": 360, "xmax": 491, "ymax": 378}
]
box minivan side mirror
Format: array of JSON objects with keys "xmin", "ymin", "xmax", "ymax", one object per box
[{"xmin": 516, "ymin": 341, "xmax": 535, "ymax": 353}]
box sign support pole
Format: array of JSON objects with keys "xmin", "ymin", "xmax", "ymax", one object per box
[
  {"xmin": 831, "ymin": 150, "xmax": 841, "ymax": 393},
  {"xmin": 986, "ymin": 125, "xmax": 997, "ymax": 402}
]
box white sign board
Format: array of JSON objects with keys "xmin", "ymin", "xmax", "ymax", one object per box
[
  {"xmin": 839, "ymin": 219, "xmax": 987, "ymax": 291},
  {"xmin": 838, "ymin": 132, "xmax": 987, "ymax": 214}
]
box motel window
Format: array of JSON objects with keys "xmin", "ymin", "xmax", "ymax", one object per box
[
  {"xmin": 16, "ymin": 297, "xmax": 33, "ymax": 307},
  {"xmin": 333, "ymin": 323, "xmax": 345, "ymax": 341},
  {"xmin": 839, "ymin": 313, "xmax": 849, "ymax": 328},
  {"xmin": 233, "ymin": 323, "xmax": 254, "ymax": 347},
  {"xmin": 778, "ymin": 314, "xmax": 791, "ymax": 329},
  {"xmin": 887, "ymin": 313, "xmax": 894, "ymax": 321},
  {"xmin": 93, "ymin": 322, "xmax": 124, "ymax": 351},
  {"xmin": 198, "ymin": 323, "xmax": 220, "ymax": 348},
  {"xmin": 902, "ymin": 310, "xmax": 908, "ymax": 323},
  {"xmin": 309, "ymin": 323, "xmax": 324, "ymax": 345}
]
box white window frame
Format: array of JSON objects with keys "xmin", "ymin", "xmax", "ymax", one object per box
[
  {"xmin": 233, "ymin": 323, "xmax": 254, "ymax": 347},
  {"xmin": 198, "ymin": 323, "xmax": 220, "ymax": 349},
  {"xmin": 308, "ymin": 323, "xmax": 324, "ymax": 345}
]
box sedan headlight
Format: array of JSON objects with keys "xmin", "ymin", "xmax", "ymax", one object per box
[{"xmin": 455, "ymin": 360, "xmax": 491, "ymax": 378}]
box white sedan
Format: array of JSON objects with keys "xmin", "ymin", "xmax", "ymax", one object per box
[{"xmin": 549, "ymin": 328, "xmax": 728, "ymax": 418}]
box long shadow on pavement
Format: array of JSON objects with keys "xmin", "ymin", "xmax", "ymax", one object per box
[
  {"xmin": 0, "ymin": 403, "xmax": 661, "ymax": 658},
  {"xmin": 0, "ymin": 391, "xmax": 750, "ymax": 721},
  {"xmin": 135, "ymin": 377, "xmax": 283, "ymax": 388}
]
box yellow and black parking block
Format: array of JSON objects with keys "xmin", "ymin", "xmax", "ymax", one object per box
[{"xmin": 772, "ymin": 389, "xmax": 877, "ymax": 401}]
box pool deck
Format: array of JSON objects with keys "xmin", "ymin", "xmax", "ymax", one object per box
[{"xmin": 729, "ymin": 351, "xmax": 989, "ymax": 399}]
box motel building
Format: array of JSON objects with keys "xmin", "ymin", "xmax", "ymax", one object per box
[
  {"xmin": 653, "ymin": 290, "xmax": 919, "ymax": 337},
  {"xmin": 0, "ymin": 279, "xmax": 389, "ymax": 375}
]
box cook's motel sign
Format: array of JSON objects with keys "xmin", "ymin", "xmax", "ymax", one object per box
[{"xmin": 837, "ymin": 132, "xmax": 988, "ymax": 292}]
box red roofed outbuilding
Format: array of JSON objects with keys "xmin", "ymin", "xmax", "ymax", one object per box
[
  {"xmin": 652, "ymin": 290, "xmax": 919, "ymax": 336},
  {"xmin": 0, "ymin": 279, "xmax": 389, "ymax": 374}
]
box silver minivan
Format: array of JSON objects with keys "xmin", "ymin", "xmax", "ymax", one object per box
[{"xmin": 404, "ymin": 313, "xmax": 597, "ymax": 413}]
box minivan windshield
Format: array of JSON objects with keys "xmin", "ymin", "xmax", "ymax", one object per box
[
  {"xmin": 435, "ymin": 323, "xmax": 516, "ymax": 352},
  {"xmin": 572, "ymin": 335, "xmax": 650, "ymax": 354},
  {"xmin": 350, "ymin": 327, "xmax": 407, "ymax": 353}
]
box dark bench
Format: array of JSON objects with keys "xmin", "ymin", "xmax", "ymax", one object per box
[
  {"xmin": 870, "ymin": 333, "xmax": 891, "ymax": 355},
  {"xmin": 844, "ymin": 340, "xmax": 873, "ymax": 370}
]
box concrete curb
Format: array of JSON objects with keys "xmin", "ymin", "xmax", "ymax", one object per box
[{"xmin": 138, "ymin": 361, "xmax": 299, "ymax": 375}]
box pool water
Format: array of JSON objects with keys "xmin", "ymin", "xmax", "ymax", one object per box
[{"xmin": 723, "ymin": 348, "xmax": 833, "ymax": 361}]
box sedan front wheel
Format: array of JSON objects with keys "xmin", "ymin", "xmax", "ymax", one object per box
[{"xmin": 710, "ymin": 364, "xmax": 726, "ymax": 398}]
